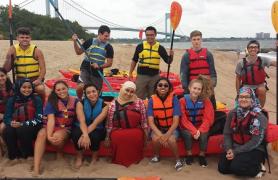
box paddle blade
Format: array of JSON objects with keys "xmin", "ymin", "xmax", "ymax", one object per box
[
  {"xmin": 272, "ymin": 1, "xmax": 278, "ymax": 32},
  {"xmin": 139, "ymin": 29, "xmax": 144, "ymax": 40},
  {"xmin": 8, "ymin": 0, "xmax": 12, "ymax": 18},
  {"xmin": 170, "ymin": 1, "xmax": 182, "ymax": 30}
]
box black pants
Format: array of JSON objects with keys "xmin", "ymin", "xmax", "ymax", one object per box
[
  {"xmin": 210, "ymin": 94, "xmax": 216, "ymax": 110},
  {"xmin": 71, "ymin": 126, "xmax": 106, "ymax": 152},
  {"xmin": 218, "ymin": 149, "xmax": 265, "ymax": 177},
  {"xmin": 3, "ymin": 125, "xmax": 41, "ymax": 160}
]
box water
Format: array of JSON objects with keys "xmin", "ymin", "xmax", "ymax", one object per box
[{"xmin": 160, "ymin": 39, "xmax": 276, "ymax": 59}]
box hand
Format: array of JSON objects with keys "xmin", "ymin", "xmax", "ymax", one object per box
[
  {"xmin": 79, "ymin": 134, "xmax": 91, "ymax": 150},
  {"xmin": 193, "ymin": 130, "xmax": 200, "ymax": 140},
  {"xmin": 169, "ymin": 50, "xmax": 174, "ymax": 56},
  {"xmin": 48, "ymin": 135, "xmax": 58, "ymax": 144},
  {"xmin": 91, "ymin": 63, "xmax": 100, "ymax": 69},
  {"xmin": 226, "ymin": 149, "xmax": 234, "ymax": 160},
  {"xmin": 11, "ymin": 121, "xmax": 21, "ymax": 128},
  {"xmin": 32, "ymin": 78, "xmax": 42, "ymax": 86},
  {"xmin": 72, "ymin": 34, "xmax": 78, "ymax": 41}
]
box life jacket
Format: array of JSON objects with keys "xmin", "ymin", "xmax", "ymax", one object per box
[
  {"xmin": 188, "ymin": 48, "xmax": 210, "ymax": 81},
  {"xmin": 55, "ymin": 96, "xmax": 77, "ymax": 129},
  {"xmin": 152, "ymin": 93, "xmax": 174, "ymax": 131},
  {"xmin": 14, "ymin": 44, "xmax": 40, "ymax": 78},
  {"xmin": 84, "ymin": 38, "xmax": 107, "ymax": 66},
  {"xmin": 12, "ymin": 97, "xmax": 36, "ymax": 123},
  {"xmin": 138, "ymin": 41, "xmax": 161, "ymax": 70},
  {"xmin": 112, "ymin": 101, "xmax": 141, "ymax": 129},
  {"xmin": 230, "ymin": 112, "xmax": 259, "ymax": 145},
  {"xmin": 0, "ymin": 89, "xmax": 13, "ymax": 114},
  {"xmin": 183, "ymin": 94, "xmax": 204, "ymax": 127},
  {"xmin": 240, "ymin": 57, "xmax": 267, "ymax": 85},
  {"xmin": 77, "ymin": 98, "xmax": 104, "ymax": 129}
]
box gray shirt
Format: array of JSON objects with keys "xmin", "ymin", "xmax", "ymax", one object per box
[
  {"xmin": 223, "ymin": 109, "xmax": 267, "ymax": 155},
  {"xmin": 235, "ymin": 56, "xmax": 272, "ymax": 89}
]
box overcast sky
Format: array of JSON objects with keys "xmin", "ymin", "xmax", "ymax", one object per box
[{"xmin": 0, "ymin": 0, "xmax": 276, "ymax": 38}]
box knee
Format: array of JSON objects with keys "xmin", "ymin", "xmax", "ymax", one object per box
[{"xmin": 256, "ymin": 87, "xmax": 266, "ymax": 96}]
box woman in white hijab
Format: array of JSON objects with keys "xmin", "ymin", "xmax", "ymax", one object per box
[{"xmin": 105, "ymin": 81, "xmax": 148, "ymax": 167}]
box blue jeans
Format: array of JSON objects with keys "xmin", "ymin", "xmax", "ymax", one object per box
[{"xmin": 179, "ymin": 129, "xmax": 208, "ymax": 152}]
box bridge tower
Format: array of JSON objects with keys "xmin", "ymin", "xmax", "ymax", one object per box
[
  {"xmin": 46, "ymin": 0, "xmax": 59, "ymax": 18},
  {"xmin": 165, "ymin": 13, "xmax": 172, "ymax": 42}
]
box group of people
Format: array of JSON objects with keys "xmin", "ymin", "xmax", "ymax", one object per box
[{"xmin": 0, "ymin": 25, "xmax": 276, "ymax": 178}]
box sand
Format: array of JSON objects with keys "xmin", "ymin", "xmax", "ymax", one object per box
[{"xmin": 0, "ymin": 40, "xmax": 277, "ymax": 179}]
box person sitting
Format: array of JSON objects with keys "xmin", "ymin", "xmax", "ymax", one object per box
[
  {"xmin": 148, "ymin": 77, "xmax": 183, "ymax": 171},
  {"xmin": 105, "ymin": 81, "xmax": 148, "ymax": 167},
  {"xmin": 0, "ymin": 68, "xmax": 13, "ymax": 156},
  {"xmin": 179, "ymin": 75, "xmax": 214, "ymax": 167},
  {"xmin": 3, "ymin": 78, "xmax": 43, "ymax": 161},
  {"xmin": 71, "ymin": 83, "xmax": 108, "ymax": 168},
  {"xmin": 218, "ymin": 87, "xmax": 267, "ymax": 178},
  {"xmin": 33, "ymin": 80, "xmax": 80, "ymax": 176}
]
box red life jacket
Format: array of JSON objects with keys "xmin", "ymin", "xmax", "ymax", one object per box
[
  {"xmin": 188, "ymin": 48, "xmax": 210, "ymax": 81},
  {"xmin": 240, "ymin": 57, "xmax": 266, "ymax": 85},
  {"xmin": 230, "ymin": 112, "xmax": 257, "ymax": 145},
  {"xmin": 55, "ymin": 96, "xmax": 77, "ymax": 129},
  {"xmin": 112, "ymin": 101, "xmax": 141, "ymax": 129},
  {"xmin": 152, "ymin": 93, "xmax": 174, "ymax": 131},
  {"xmin": 0, "ymin": 89, "xmax": 13, "ymax": 113},
  {"xmin": 13, "ymin": 98, "xmax": 36, "ymax": 122},
  {"xmin": 183, "ymin": 94, "xmax": 204, "ymax": 128}
]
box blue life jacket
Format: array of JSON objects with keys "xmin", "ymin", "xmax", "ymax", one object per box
[
  {"xmin": 84, "ymin": 38, "xmax": 107, "ymax": 66},
  {"xmin": 184, "ymin": 94, "xmax": 204, "ymax": 126}
]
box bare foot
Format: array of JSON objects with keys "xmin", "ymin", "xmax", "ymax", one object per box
[{"xmin": 74, "ymin": 157, "xmax": 82, "ymax": 169}]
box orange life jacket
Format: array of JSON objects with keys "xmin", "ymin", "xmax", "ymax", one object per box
[
  {"xmin": 240, "ymin": 57, "xmax": 267, "ymax": 85},
  {"xmin": 55, "ymin": 96, "xmax": 77, "ymax": 129},
  {"xmin": 152, "ymin": 93, "xmax": 174, "ymax": 131},
  {"xmin": 188, "ymin": 48, "xmax": 210, "ymax": 81},
  {"xmin": 112, "ymin": 101, "xmax": 141, "ymax": 129}
]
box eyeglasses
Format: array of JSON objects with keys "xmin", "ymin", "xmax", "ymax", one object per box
[
  {"xmin": 248, "ymin": 46, "xmax": 258, "ymax": 49},
  {"xmin": 238, "ymin": 95, "xmax": 251, "ymax": 99},
  {"xmin": 158, "ymin": 83, "xmax": 169, "ymax": 88}
]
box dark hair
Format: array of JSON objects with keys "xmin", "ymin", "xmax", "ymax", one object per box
[
  {"xmin": 190, "ymin": 30, "xmax": 202, "ymax": 38},
  {"xmin": 247, "ymin": 40, "xmax": 260, "ymax": 50},
  {"xmin": 98, "ymin": 25, "xmax": 110, "ymax": 34},
  {"xmin": 153, "ymin": 77, "xmax": 173, "ymax": 95},
  {"xmin": 0, "ymin": 67, "xmax": 13, "ymax": 92},
  {"xmin": 83, "ymin": 83, "xmax": 100, "ymax": 96},
  {"xmin": 16, "ymin": 27, "xmax": 31, "ymax": 36},
  {"xmin": 145, "ymin": 26, "xmax": 157, "ymax": 34},
  {"xmin": 48, "ymin": 80, "xmax": 69, "ymax": 111}
]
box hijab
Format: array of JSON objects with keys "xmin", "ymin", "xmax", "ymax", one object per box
[
  {"xmin": 14, "ymin": 78, "xmax": 35, "ymax": 103},
  {"xmin": 117, "ymin": 81, "xmax": 137, "ymax": 105},
  {"xmin": 235, "ymin": 87, "xmax": 261, "ymax": 121}
]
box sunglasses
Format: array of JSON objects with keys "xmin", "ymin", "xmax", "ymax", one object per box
[{"xmin": 158, "ymin": 83, "xmax": 169, "ymax": 88}]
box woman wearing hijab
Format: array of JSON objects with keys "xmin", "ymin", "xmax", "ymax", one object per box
[
  {"xmin": 3, "ymin": 78, "xmax": 43, "ymax": 160},
  {"xmin": 218, "ymin": 87, "xmax": 267, "ymax": 177},
  {"xmin": 105, "ymin": 81, "xmax": 148, "ymax": 167},
  {"xmin": 148, "ymin": 77, "xmax": 183, "ymax": 171},
  {"xmin": 71, "ymin": 83, "xmax": 108, "ymax": 168}
]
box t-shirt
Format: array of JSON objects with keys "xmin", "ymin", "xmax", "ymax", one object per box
[
  {"xmin": 44, "ymin": 98, "xmax": 79, "ymax": 116},
  {"xmin": 80, "ymin": 38, "xmax": 114, "ymax": 77},
  {"xmin": 147, "ymin": 95, "xmax": 181, "ymax": 117},
  {"xmin": 132, "ymin": 43, "xmax": 170, "ymax": 76}
]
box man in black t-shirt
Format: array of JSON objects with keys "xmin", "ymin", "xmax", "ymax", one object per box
[
  {"xmin": 72, "ymin": 25, "xmax": 114, "ymax": 99},
  {"xmin": 129, "ymin": 26, "xmax": 173, "ymax": 99}
]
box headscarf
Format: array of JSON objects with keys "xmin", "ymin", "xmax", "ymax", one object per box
[
  {"xmin": 117, "ymin": 81, "xmax": 137, "ymax": 105},
  {"xmin": 235, "ymin": 87, "xmax": 261, "ymax": 121},
  {"xmin": 14, "ymin": 78, "xmax": 35, "ymax": 103}
]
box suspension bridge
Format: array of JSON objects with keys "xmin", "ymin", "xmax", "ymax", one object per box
[{"xmin": 14, "ymin": 0, "xmax": 188, "ymax": 40}]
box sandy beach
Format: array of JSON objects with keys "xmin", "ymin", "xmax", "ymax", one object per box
[{"xmin": 0, "ymin": 40, "xmax": 277, "ymax": 179}]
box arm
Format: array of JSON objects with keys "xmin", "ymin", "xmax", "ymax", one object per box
[
  {"xmin": 235, "ymin": 74, "xmax": 241, "ymax": 95},
  {"xmin": 180, "ymin": 53, "xmax": 190, "ymax": 92},
  {"xmin": 105, "ymin": 101, "xmax": 115, "ymax": 138},
  {"xmin": 233, "ymin": 114, "xmax": 267, "ymax": 155},
  {"xmin": 235, "ymin": 60, "xmax": 243, "ymax": 94},
  {"xmin": 223, "ymin": 111, "xmax": 234, "ymax": 151},
  {"xmin": 34, "ymin": 48, "xmax": 46, "ymax": 84},
  {"xmin": 22, "ymin": 97, "xmax": 43, "ymax": 127},
  {"xmin": 3, "ymin": 46, "xmax": 16, "ymax": 72},
  {"xmin": 72, "ymin": 34, "xmax": 84, "ymax": 55},
  {"xmin": 179, "ymin": 98, "xmax": 198, "ymax": 136},
  {"xmin": 3, "ymin": 97, "xmax": 14, "ymax": 126},
  {"xmin": 46, "ymin": 114, "xmax": 56, "ymax": 139},
  {"xmin": 207, "ymin": 51, "xmax": 217, "ymax": 87},
  {"xmin": 198, "ymin": 99, "xmax": 215, "ymax": 133},
  {"xmin": 76, "ymin": 102, "xmax": 89, "ymax": 136},
  {"xmin": 129, "ymin": 61, "xmax": 137, "ymax": 78},
  {"xmin": 88, "ymin": 104, "xmax": 109, "ymax": 133},
  {"xmin": 159, "ymin": 45, "xmax": 173, "ymax": 64},
  {"xmin": 100, "ymin": 44, "xmax": 114, "ymax": 69}
]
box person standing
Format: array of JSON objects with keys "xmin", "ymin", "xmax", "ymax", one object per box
[
  {"xmin": 129, "ymin": 26, "xmax": 173, "ymax": 99},
  {"xmin": 180, "ymin": 30, "xmax": 217, "ymax": 109},
  {"xmin": 235, "ymin": 40, "xmax": 276, "ymax": 107},
  {"xmin": 3, "ymin": 27, "xmax": 46, "ymax": 99},
  {"xmin": 72, "ymin": 25, "xmax": 114, "ymax": 99}
]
